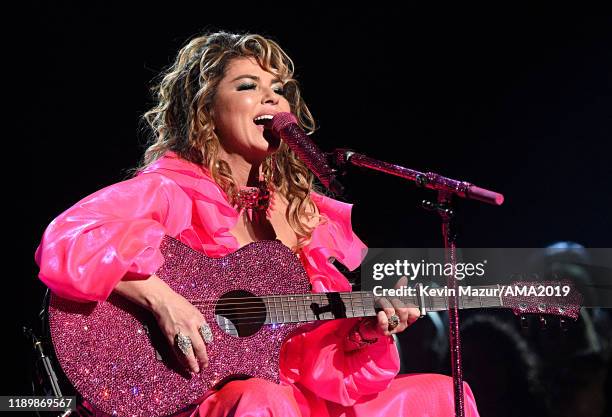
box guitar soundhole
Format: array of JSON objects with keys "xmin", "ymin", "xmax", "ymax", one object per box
[{"xmin": 215, "ymin": 290, "xmax": 266, "ymax": 338}]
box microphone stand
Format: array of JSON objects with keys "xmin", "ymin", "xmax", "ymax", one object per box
[{"xmin": 330, "ymin": 149, "xmax": 504, "ymax": 417}]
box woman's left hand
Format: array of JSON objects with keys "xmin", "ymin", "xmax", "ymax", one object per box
[{"xmin": 372, "ymin": 276, "xmax": 420, "ymax": 336}]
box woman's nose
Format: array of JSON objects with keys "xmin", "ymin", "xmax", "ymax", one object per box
[{"xmin": 261, "ymin": 87, "xmax": 279, "ymax": 105}]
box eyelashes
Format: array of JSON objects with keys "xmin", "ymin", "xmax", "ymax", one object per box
[
  {"xmin": 237, "ymin": 83, "xmax": 257, "ymax": 91},
  {"xmin": 237, "ymin": 83, "xmax": 285, "ymax": 96}
]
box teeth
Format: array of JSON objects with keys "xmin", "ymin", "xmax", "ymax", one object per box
[{"xmin": 254, "ymin": 115, "xmax": 274, "ymax": 122}]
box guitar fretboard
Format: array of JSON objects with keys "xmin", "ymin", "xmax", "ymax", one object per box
[{"xmin": 262, "ymin": 285, "xmax": 504, "ymax": 324}]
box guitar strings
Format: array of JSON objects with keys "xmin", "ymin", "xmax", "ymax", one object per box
[
  {"xmin": 194, "ymin": 301, "xmax": 372, "ymax": 316},
  {"xmin": 192, "ymin": 302, "xmax": 376, "ymax": 315},
  {"xmin": 188, "ymin": 294, "xmax": 382, "ymax": 307},
  {"xmin": 210, "ymin": 311, "xmax": 375, "ymax": 326},
  {"xmin": 187, "ymin": 294, "xmax": 413, "ymax": 305},
  {"xmin": 189, "ymin": 295, "xmax": 491, "ymax": 309},
  {"xmin": 200, "ymin": 297, "xmax": 510, "ymax": 327},
  {"xmin": 190, "ymin": 297, "xmax": 372, "ymax": 318},
  {"xmin": 200, "ymin": 301, "xmax": 501, "ymax": 327},
  {"xmin": 191, "ymin": 299, "xmax": 417, "ymax": 311},
  {"xmin": 187, "ymin": 293, "xmax": 380, "ymax": 303},
  {"xmin": 190, "ymin": 298, "xmax": 378, "ymax": 308},
  {"xmin": 189, "ymin": 293, "xmax": 421, "ymax": 319},
  {"xmin": 192, "ymin": 303, "xmax": 376, "ymax": 325},
  {"xmin": 189, "ymin": 299, "xmax": 496, "ymax": 324}
]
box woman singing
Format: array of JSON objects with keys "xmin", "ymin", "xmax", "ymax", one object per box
[{"xmin": 35, "ymin": 31, "xmax": 479, "ymax": 417}]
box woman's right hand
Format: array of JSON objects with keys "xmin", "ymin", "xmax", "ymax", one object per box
[
  {"xmin": 113, "ymin": 274, "xmax": 210, "ymax": 374},
  {"xmin": 151, "ymin": 289, "xmax": 210, "ymax": 374}
]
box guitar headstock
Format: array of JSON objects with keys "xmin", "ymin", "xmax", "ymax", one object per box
[{"xmin": 501, "ymin": 280, "xmax": 583, "ymax": 321}]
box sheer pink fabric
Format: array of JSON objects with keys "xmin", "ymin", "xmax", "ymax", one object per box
[{"xmin": 35, "ymin": 151, "xmax": 479, "ymax": 417}]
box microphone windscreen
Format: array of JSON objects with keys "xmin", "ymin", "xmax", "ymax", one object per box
[
  {"xmin": 270, "ymin": 112, "xmax": 299, "ymax": 135},
  {"xmin": 267, "ymin": 111, "xmax": 345, "ymax": 195}
]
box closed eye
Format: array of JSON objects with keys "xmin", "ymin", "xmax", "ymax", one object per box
[
  {"xmin": 237, "ymin": 83, "xmax": 285, "ymax": 95},
  {"xmin": 237, "ymin": 83, "xmax": 256, "ymax": 91}
]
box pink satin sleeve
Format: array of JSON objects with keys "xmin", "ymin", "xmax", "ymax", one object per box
[
  {"xmin": 280, "ymin": 319, "xmax": 400, "ymax": 407},
  {"xmin": 35, "ymin": 173, "xmax": 190, "ymax": 302}
]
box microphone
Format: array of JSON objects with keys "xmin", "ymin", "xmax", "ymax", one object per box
[{"xmin": 267, "ymin": 112, "xmax": 345, "ymax": 195}]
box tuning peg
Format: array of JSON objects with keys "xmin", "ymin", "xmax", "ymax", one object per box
[
  {"xmin": 539, "ymin": 316, "xmax": 547, "ymax": 330},
  {"xmin": 520, "ymin": 315, "xmax": 529, "ymax": 329}
]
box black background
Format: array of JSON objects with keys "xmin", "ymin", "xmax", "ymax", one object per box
[{"xmin": 7, "ymin": 2, "xmax": 612, "ymax": 413}]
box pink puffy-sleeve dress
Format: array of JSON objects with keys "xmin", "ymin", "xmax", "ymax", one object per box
[{"xmin": 35, "ymin": 151, "xmax": 479, "ymax": 417}]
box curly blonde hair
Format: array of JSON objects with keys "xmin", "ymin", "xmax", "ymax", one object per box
[{"xmin": 141, "ymin": 31, "xmax": 320, "ymax": 247}]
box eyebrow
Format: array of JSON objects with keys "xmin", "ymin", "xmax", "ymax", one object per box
[{"xmin": 230, "ymin": 74, "xmax": 284, "ymax": 84}]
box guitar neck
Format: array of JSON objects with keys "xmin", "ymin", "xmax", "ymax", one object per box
[{"xmin": 263, "ymin": 285, "xmax": 504, "ymax": 324}]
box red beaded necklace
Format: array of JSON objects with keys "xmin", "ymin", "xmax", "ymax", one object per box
[{"xmin": 236, "ymin": 181, "xmax": 272, "ymax": 212}]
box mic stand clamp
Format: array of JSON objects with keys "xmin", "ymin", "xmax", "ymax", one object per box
[{"xmin": 421, "ymin": 199, "xmax": 455, "ymax": 218}]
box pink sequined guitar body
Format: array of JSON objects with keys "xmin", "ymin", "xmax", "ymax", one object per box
[
  {"xmin": 48, "ymin": 236, "xmax": 582, "ymax": 417},
  {"xmin": 48, "ymin": 236, "xmax": 316, "ymax": 417}
]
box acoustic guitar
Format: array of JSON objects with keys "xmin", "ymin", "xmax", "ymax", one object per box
[{"xmin": 48, "ymin": 236, "xmax": 582, "ymax": 417}]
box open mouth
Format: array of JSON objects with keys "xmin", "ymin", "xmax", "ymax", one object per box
[
  {"xmin": 253, "ymin": 120, "xmax": 277, "ymax": 148},
  {"xmin": 253, "ymin": 115, "xmax": 274, "ymax": 130},
  {"xmin": 253, "ymin": 115, "xmax": 279, "ymax": 147}
]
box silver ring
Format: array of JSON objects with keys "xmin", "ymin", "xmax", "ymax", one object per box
[
  {"xmin": 388, "ymin": 314, "xmax": 400, "ymax": 330},
  {"xmin": 199, "ymin": 323, "xmax": 213, "ymax": 344},
  {"xmin": 175, "ymin": 331, "xmax": 193, "ymax": 356}
]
